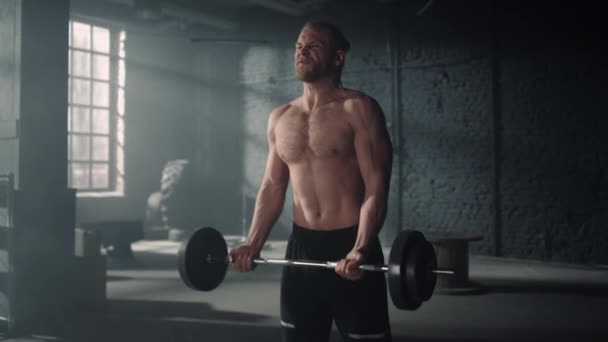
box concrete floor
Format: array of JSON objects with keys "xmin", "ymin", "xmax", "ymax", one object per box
[{"xmin": 2, "ymin": 238, "xmax": 608, "ymax": 341}]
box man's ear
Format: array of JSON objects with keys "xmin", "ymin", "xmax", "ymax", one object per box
[{"xmin": 335, "ymin": 50, "xmax": 345, "ymax": 67}]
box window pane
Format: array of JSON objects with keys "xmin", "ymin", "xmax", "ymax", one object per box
[
  {"xmin": 92, "ymin": 164, "xmax": 109, "ymax": 188},
  {"xmin": 71, "ymin": 163, "xmax": 90, "ymax": 189},
  {"xmin": 72, "ymin": 135, "xmax": 90, "ymax": 161},
  {"xmin": 92, "ymin": 109, "xmax": 109, "ymax": 134},
  {"xmin": 92, "ymin": 27, "xmax": 110, "ymax": 54},
  {"xmin": 72, "ymin": 79, "xmax": 90, "ymax": 105},
  {"xmin": 68, "ymin": 78, "xmax": 71, "ymax": 103},
  {"xmin": 72, "ymin": 51, "xmax": 91, "ymax": 78},
  {"xmin": 93, "ymin": 81, "xmax": 109, "ymax": 107},
  {"xmin": 93, "ymin": 54, "xmax": 110, "ymax": 80},
  {"xmin": 72, "ymin": 22, "xmax": 91, "ymax": 50},
  {"xmin": 72, "ymin": 107, "xmax": 90, "ymax": 133},
  {"xmin": 92, "ymin": 136, "xmax": 109, "ymax": 161}
]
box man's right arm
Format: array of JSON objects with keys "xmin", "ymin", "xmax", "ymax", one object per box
[
  {"xmin": 231, "ymin": 106, "xmax": 290, "ymax": 271},
  {"xmin": 246, "ymin": 106, "xmax": 290, "ymax": 251}
]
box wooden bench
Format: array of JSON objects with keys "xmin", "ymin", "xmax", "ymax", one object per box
[{"xmin": 425, "ymin": 231, "xmax": 484, "ymax": 293}]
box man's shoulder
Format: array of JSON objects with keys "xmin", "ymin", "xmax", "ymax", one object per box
[
  {"xmin": 269, "ymin": 103, "xmax": 293, "ymax": 119},
  {"xmin": 342, "ymin": 88, "xmax": 369, "ymax": 101},
  {"xmin": 341, "ymin": 89, "xmax": 380, "ymax": 115},
  {"xmin": 268, "ymin": 101, "xmax": 301, "ymax": 127}
]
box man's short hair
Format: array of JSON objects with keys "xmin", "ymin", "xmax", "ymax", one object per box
[{"xmin": 302, "ymin": 21, "xmax": 351, "ymax": 53}]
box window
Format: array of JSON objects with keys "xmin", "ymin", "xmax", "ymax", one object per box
[{"xmin": 68, "ymin": 20, "xmax": 125, "ymax": 195}]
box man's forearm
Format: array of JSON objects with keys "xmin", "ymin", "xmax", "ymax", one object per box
[
  {"xmin": 354, "ymin": 192, "xmax": 388, "ymax": 254},
  {"xmin": 246, "ymin": 181, "xmax": 287, "ymax": 252}
]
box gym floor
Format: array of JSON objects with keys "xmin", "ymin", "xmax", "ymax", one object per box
[{"xmin": 3, "ymin": 238, "xmax": 608, "ymax": 342}]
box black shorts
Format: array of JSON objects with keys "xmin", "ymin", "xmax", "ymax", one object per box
[{"xmin": 280, "ymin": 223, "xmax": 391, "ymax": 342}]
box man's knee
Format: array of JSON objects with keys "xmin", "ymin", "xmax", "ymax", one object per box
[
  {"xmin": 280, "ymin": 321, "xmax": 332, "ymax": 342},
  {"xmin": 342, "ymin": 330, "xmax": 391, "ymax": 342}
]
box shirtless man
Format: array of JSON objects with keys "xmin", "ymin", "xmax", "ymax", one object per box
[{"xmin": 230, "ymin": 21, "xmax": 393, "ymax": 342}]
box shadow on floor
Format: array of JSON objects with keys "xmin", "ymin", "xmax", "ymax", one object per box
[
  {"xmin": 388, "ymin": 332, "xmax": 607, "ymax": 342},
  {"xmin": 106, "ymin": 252, "xmax": 176, "ymax": 270},
  {"xmin": 0, "ymin": 298, "xmax": 276, "ymax": 341},
  {"xmin": 475, "ymin": 278, "xmax": 608, "ymax": 297},
  {"xmin": 106, "ymin": 298, "xmax": 270, "ymax": 323},
  {"xmin": 2, "ymin": 326, "xmax": 603, "ymax": 342}
]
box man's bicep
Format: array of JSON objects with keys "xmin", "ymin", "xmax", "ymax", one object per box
[
  {"xmin": 262, "ymin": 107, "xmax": 290, "ymax": 188},
  {"xmin": 367, "ymin": 100, "xmax": 392, "ymax": 149},
  {"xmin": 353, "ymin": 102, "xmax": 393, "ymax": 186},
  {"xmin": 263, "ymin": 144, "xmax": 290, "ymax": 188}
]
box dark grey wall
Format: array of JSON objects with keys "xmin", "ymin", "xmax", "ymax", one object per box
[
  {"xmin": 396, "ymin": 2, "xmax": 495, "ymax": 253},
  {"xmin": 193, "ymin": 45, "xmax": 245, "ymax": 236},
  {"xmin": 495, "ymin": 3, "xmax": 607, "ymax": 262}
]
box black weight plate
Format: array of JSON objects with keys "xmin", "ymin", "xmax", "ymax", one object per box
[
  {"xmin": 388, "ymin": 230, "xmax": 425, "ymax": 310},
  {"xmin": 178, "ymin": 227, "xmax": 228, "ymax": 291},
  {"xmin": 405, "ymin": 239, "xmax": 437, "ymax": 303},
  {"xmin": 420, "ymin": 240, "xmax": 437, "ymax": 301}
]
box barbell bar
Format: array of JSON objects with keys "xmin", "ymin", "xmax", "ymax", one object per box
[{"xmin": 206, "ymin": 255, "xmax": 454, "ymax": 274}]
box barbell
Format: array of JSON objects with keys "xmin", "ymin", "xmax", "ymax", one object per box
[
  {"xmin": 177, "ymin": 227, "xmax": 454, "ymax": 310},
  {"xmin": 178, "ymin": 227, "xmax": 453, "ymax": 310}
]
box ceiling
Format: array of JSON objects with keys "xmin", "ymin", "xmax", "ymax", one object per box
[{"xmin": 70, "ymin": 0, "xmax": 338, "ymax": 39}]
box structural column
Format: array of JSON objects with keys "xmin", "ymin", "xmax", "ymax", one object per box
[{"xmin": 7, "ymin": 0, "xmax": 76, "ymax": 336}]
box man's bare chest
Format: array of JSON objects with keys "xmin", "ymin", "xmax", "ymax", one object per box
[{"xmin": 274, "ymin": 109, "xmax": 354, "ymax": 163}]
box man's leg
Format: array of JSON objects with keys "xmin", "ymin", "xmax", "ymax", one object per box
[
  {"xmin": 280, "ymin": 235, "xmax": 333, "ymax": 342},
  {"xmin": 332, "ymin": 240, "xmax": 392, "ymax": 342}
]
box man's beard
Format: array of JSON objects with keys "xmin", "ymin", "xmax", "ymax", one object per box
[{"xmin": 296, "ymin": 63, "xmax": 334, "ymax": 82}]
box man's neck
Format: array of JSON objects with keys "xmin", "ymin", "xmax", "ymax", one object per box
[{"xmin": 301, "ymin": 77, "xmax": 343, "ymax": 112}]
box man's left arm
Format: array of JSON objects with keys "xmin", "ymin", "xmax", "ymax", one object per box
[{"xmin": 336, "ymin": 97, "xmax": 393, "ymax": 280}]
